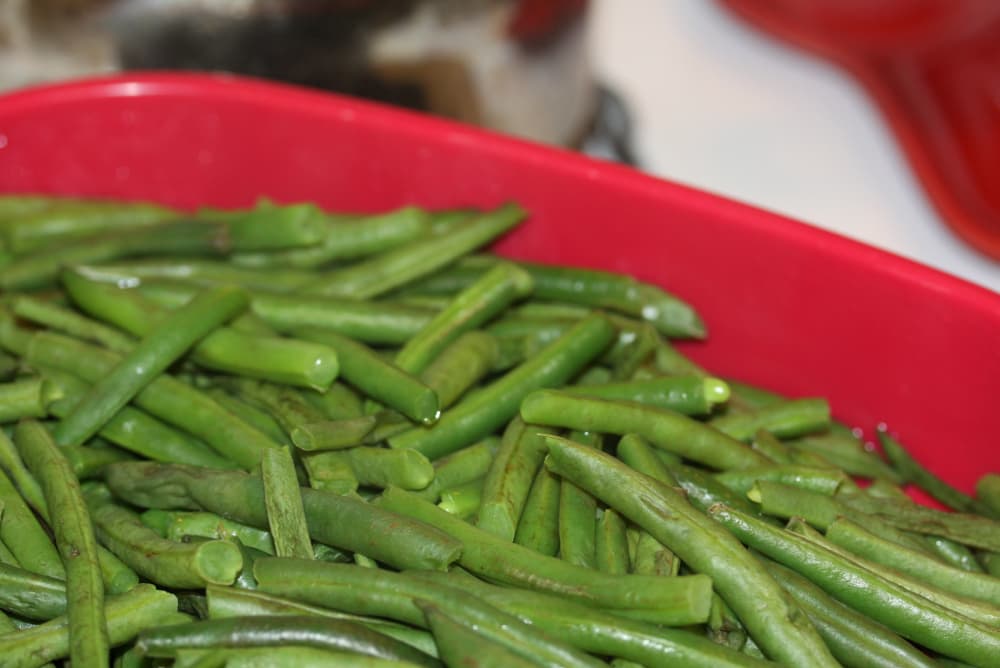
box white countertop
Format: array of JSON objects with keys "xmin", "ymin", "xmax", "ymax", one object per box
[{"xmin": 589, "ymin": 0, "xmax": 1000, "ymax": 294}]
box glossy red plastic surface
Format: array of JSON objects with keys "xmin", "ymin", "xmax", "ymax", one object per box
[
  {"xmin": 1, "ymin": 73, "xmax": 997, "ymax": 492},
  {"xmin": 719, "ymin": 0, "xmax": 1000, "ymax": 260}
]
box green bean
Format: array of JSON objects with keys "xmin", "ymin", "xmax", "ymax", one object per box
[
  {"xmin": 42, "ymin": 367, "xmax": 236, "ymax": 469},
  {"xmin": 205, "ymin": 388, "xmax": 291, "ymax": 446},
  {"xmin": 921, "ymin": 534, "xmax": 987, "ymax": 573},
  {"xmin": 709, "ymin": 504, "xmax": 1000, "ymax": 665},
  {"xmin": 262, "ymin": 446, "xmax": 314, "ymax": 560},
  {"xmin": 542, "ymin": 436, "xmax": 837, "ymax": 666},
  {"xmin": 715, "ymin": 465, "xmax": 847, "ymax": 497},
  {"xmin": 412, "ymin": 331, "xmax": 498, "ymax": 409},
  {"xmin": 877, "ymin": 428, "xmax": 994, "ymax": 516},
  {"xmin": 63, "ymin": 270, "xmax": 340, "ymax": 391},
  {"xmin": 0, "ymin": 430, "xmax": 46, "ymax": 515},
  {"xmin": 60, "ymin": 442, "xmax": 135, "ymax": 479},
  {"xmin": 759, "ymin": 557, "xmax": 938, "ymax": 668},
  {"xmin": 837, "ymin": 492, "xmax": 1000, "ymax": 552},
  {"xmin": 135, "ymin": 615, "xmax": 441, "ymax": 667},
  {"xmin": 291, "ymin": 328, "xmax": 438, "ymax": 424},
  {"xmin": 310, "ymin": 447, "xmax": 435, "ymax": 491},
  {"xmin": 978, "ymin": 473, "xmax": 1000, "ymax": 517},
  {"xmin": 0, "ymin": 377, "xmax": 62, "ymax": 423},
  {"xmin": 104, "ymin": 461, "xmax": 461, "ymax": 572},
  {"xmin": 0, "ymin": 194, "xmax": 64, "ymax": 219},
  {"xmin": 557, "ymin": 431, "xmax": 601, "ymax": 569},
  {"xmin": 205, "ymin": 585, "xmax": 437, "ymax": 658},
  {"xmin": 389, "ymin": 313, "xmax": 616, "ymax": 459},
  {"xmin": 395, "ymin": 262, "xmax": 532, "ymax": 375},
  {"xmin": 304, "ymin": 204, "xmax": 524, "ymax": 298},
  {"xmin": 787, "ymin": 428, "xmax": 902, "ymax": 482},
  {"xmin": 77, "ymin": 259, "xmax": 315, "ymax": 292},
  {"xmin": 291, "ymin": 416, "xmax": 378, "ymax": 451},
  {"xmin": 14, "ymin": 420, "xmax": 108, "ymax": 667},
  {"xmin": 708, "ymin": 398, "xmax": 830, "ymax": 441},
  {"xmin": 375, "ymin": 486, "xmax": 712, "ymax": 624},
  {"xmin": 301, "ymin": 382, "xmax": 364, "ymax": 420},
  {"xmin": 513, "ymin": 466, "xmax": 561, "ymax": 556},
  {"xmin": 234, "ymin": 206, "xmax": 432, "ymax": 268},
  {"xmin": 219, "ymin": 376, "xmax": 325, "ymax": 437},
  {"xmin": 300, "ymin": 452, "xmax": 359, "ymax": 495},
  {"xmin": 223, "ymin": 200, "xmax": 329, "ymax": 251},
  {"xmin": 0, "ymin": 198, "xmax": 176, "ymax": 254},
  {"xmin": 416, "ymin": 568, "xmax": 769, "ymax": 668},
  {"xmin": 0, "ymin": 563, "xmax": 67, "ymax": 621},
  {"xmin": 748, "ymin": 428, "xmax": 795, "ymax": 464},
  {"xmin": 630, "ymin": 529, "xmax": 678, "ymax": 577},
  {"xmin": 452, "ymin": 256, "xmax": 706, "ymax": 339},
  {"xmin": 522, "ymin": 390, "xmax": 769, "ymax": 471},
  {"xmin": 84, "ymin": 484, "xmax": 243, "ymax": 589},
  {"xmin": 131, "ymin": 277, "xmax": 437, "ymax": 346},
  {"xmin": 477, "ymin": 418, "xmax": 552, "ymax": 540},
  {"xmin": 253, "ymin": 559, "xmax": 605, "ymax": 668},
  {"xmin": 0, "ymin": 220, "xmax": 230, "ymax": 290},
  {"xmin": 615, "ymin": 432, "xmax": 678, "ymax": 485},
  {"xmin": 11, "ymin": 295, "xmax": 136, "ymax": 353},
  {"xmin": 595, "ymin": 509, "xmax": 630, "ymax": 575},
  {"xmin": 0, "ymin": 583, "xmax": 178, "ymax": 668},
  {"xmin": 826, "ymin": 517, "xmax": 1000, "ymax": 607},
  {"xmin": 0, "ymin": 468, "xmax": 63, "ymax": 579},
  {"xmin": 784, "ymin": 519, "xmax": 1000, "ymax": 628},
  {"xmin": 412, "ymin": 437, "xmax": 499, "ymax": 502},
  {"xmin": 437, "ymin": 478, "xmax": 484, "ymax": 519},
  {"xmin": 141, "ymin": 510, "xmax": 276, "ymax": 554},
  {"xmin": 418, "ymin": 601, "xmax": 540, "ymax": 667},
  {"xmin": 560, "ymin": 374, "xmax": 730, "ymax": 416},
  {"xmin": 53, "ymin": 285, "xmax": 249, "ymax": 446}
]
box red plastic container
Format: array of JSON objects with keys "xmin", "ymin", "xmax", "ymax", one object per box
[{"xmin": 0, "ymin": 73, "xmax": 997, "ymax": 492}]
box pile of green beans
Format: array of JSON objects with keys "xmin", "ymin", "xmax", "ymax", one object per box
[{"xmin": 0, "ymin": 193, "xmax": 998, "ymax": 667}]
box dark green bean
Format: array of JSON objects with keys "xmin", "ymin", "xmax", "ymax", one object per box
[
  {"xmin": 104, "ymin": 461, "xmax": 462, "ymax": 572},
  {"xmin": 542, "ymin": 436, "xmax": 837, "ymax": 667},
  {"xmin": 708, "ymin": 398, "xmax": 830, "ymax": 441},
  {"xmin": 291, "ymin": 328, "xmax": 438, "ymax": 424},
  {"xmin": 476, "ymin": 418, "xmax": 552, "ymax": 540},
  {"xmin": 412, "ymin": 437, "xmax": 499, "ymax": 502},
  {"xmin": 53, "ymin": 285, "xmax": 249, "ymax": 446},
  {"xmin": 0, "ymin": 583, "xmax": 179, "ymax": 668},
  {"xmin": 0, "ymin": 377, "xmax": 62, "ymax": 423},
  {"xmin": 14, "ymin": 420, "xmax": 108, "ymax": 667},
  {"xmin": 978, "ymin": 473, "xmax": 1000, "ymax": 518},
  {"xmin": 0, "ymin": 562, "xmax": 67, "ymax": 621},
  {"xmin": 826, "ymin": 517, "xmax": 1000, "ymax": 607},
  {"xmin": 0, "ymin": 220, "xmax": 230, "ymax": 290},
  {"xmin": 418, "ymin": 602, "xmax": 539, "ymax": 667},
  {"xmin": 310, "ymin": 447, "xmax": 435, "ymax": 491},
  {"xmin": 513, "ymin": 466, "xmax": 561, "ymax": 557},
  {"xmin": 787, "ymin": 428, "xmax": 902, "ymax": 483},
  {"xmin": 759, "ymin": 557, "xmax": 938, "ymax": 668},
  {"xmin": 304, "ymin": 204, "xmax": 524, "ymax": 298},
  {"xmin": 141, "ymin": 510, "xmax": 275, "ymax": 555},
  {"xmin": 394, "ymin": 262, "xmax": 532, "ymax": 375},
  {"xmin": 42, "ymin": 367, "xmax": 236, "ymax": 468},
  {"xmin": 11, "ymin": 295, "xmax": 136, "ymax": 353},
  {"xmin": 253, "ymin": 558, "xmax": 606, "ymax": 668},
  {"xmin": 0, "ymin": 467, "xmax": 63, "ymax": 579},
  {"xmin": 262, "ymin": 446, "xmax": 314, "ymax": 560},
  {"xmin": 417, "ymin": 331, "xmax": 499, "ymax": 410},
  {"xmin": 558, "ymin": 431, "xmax": 601, "ymax": 570},
  {"xmin": 389, "ymin": 313, "xmax": 616, "ymax": 459},
  {"xmin": 135, "ymin": 615, "xmax": 440, "ymax": 667},
  {"xmin": 375, "ymin": 486, "xmax": 713, "ymax": 625},
  {"xmin": 559, "ymin": 374, "xmax": 730, "ymax": 416},
  {"xmin": 84, "ymin": 484, "xmax": 243, "ymax": 589},
  {"xmin": 709, "ymin": 504, "xmax": 1000, "ymax": 666},
  {"xmin": 291, "ymin": 416, "xmax": 378, "ymax": 451},
  {"xmin": 878, "ymin": 428, "xmax": 994, "ymax": 516}
]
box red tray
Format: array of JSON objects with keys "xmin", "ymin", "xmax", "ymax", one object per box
[
  {"xmin": 719, "ymin": 0, "xmax": 1000, "ymax": 260},
  {"xmin": 1, "ymin": 73, "xmax": 997, "ymax": 492}
]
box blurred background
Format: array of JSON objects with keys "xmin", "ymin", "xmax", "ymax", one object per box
[{"xmin": 1, "ymin": 0, "xmax": 998, "ymax": 292}]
